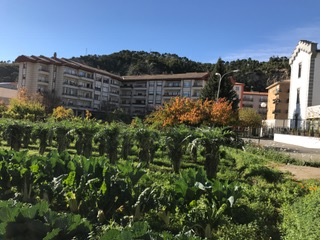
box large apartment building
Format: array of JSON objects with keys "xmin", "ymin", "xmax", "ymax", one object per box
[
  {"xmin": 15, "ymin": 54, "xmax": 123, "ymax": 115},
  {"xmin": 121, "ymin": 73, "xmax": 208, "ymax": 116},
  {"xmin": 15, "ymin": 54, "xmax": 209, "ymax": 116}
]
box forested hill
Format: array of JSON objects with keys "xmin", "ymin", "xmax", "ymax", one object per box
[
  {"xmin": 73, "ymin": 50, "xmax": 290, "ymax": 92},
  {"xmin": 2, "ymin": 51, "xmax": 290, "ymax": 92},
  {"xmin": 0, "ymin": 63, "xmax": 19, "ymax": 82},
  {"xmin": 72, "ymin": 51, "xmax": 213, "ymax": 76}
]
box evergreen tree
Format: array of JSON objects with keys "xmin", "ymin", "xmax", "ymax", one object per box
[{"xmin": 201, "ymin": 58, "xmax": 239, "ymax": 110}]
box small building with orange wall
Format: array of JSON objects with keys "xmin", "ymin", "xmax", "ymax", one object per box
[{"xmin": 265, "ymin": 80, "xmax": 290, "ymax": 127}]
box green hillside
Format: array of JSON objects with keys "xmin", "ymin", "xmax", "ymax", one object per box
[{"xmin": 73, "ymin": 51, "xmax": 290, "ymax": 92}]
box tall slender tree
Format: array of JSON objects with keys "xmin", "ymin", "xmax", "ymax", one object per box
[{"xmin": 201, "ymin": 58, "xmax": 239, "ymax": 110}]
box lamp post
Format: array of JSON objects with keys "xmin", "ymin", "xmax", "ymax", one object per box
[
  {"xmin": 258, "ymin": 102, "xmax": 267, "ymax": 145},
  {"xmin": 215, "ymin": 69, "xmax": 239, "ymax": 100}
]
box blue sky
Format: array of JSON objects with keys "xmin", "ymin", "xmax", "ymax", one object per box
[{"xmin": 0, "ymin": 0, "xmax": 320, "ymax": 63}]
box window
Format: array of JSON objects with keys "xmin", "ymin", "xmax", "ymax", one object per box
[
  {"xmin": 298, "ymin": 63, "xmax": 302, "ymax": 78},
  {"xmin": 183, "ymin": 91, "xmax": 190, "ymax": 97},
  {"xmin": 183, "ymin": 80, "xmax": 191, "ymax": 88},
  {"xmin": 235, "ymin": 86, "xmax": 239, "ymax": 91},
  {"xmin": 296, "ymin": 88, "xmax": 300, "ymax": 104}
]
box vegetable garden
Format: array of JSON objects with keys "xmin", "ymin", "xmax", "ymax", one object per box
[{"xmin": 0, "ymin": 116, "xmax": 319, "ymax": 239}]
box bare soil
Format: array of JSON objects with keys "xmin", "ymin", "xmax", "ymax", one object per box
[
  {"xmin": 246, "ymin": 138, "xmax": 320, "ymax": 181},
  {"xmin": 270, "ymin": 162, "xmax": 320, "ymax": 181}
]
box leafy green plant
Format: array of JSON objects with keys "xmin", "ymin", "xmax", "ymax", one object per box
[
  {"xmin": 164, "ymin": 125, "xmax": 191, "ymax": 173},
  {"xmin": 0, "ymin": 200, "xmax": 92, "ymax": 239},
  {"xmin": 193, "ymin": 127, "xmax": 234, "ymax": 178},
  {"xmin": 53, "ymin": 120, "xmax": 73, "ymax": 153},
  {"xmin": 280, "ymin": 183, "xmax": 320, "ymax": 240},
  {"xmin": 94, "ymin": 122, "xmax": 120, "ymax": 163},
  {"xmin": 32, "ymin": 122, "xmax": 53, "ymax": 155}
]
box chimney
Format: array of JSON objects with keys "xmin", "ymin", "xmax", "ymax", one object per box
[{"xmin": 53, "ymin": 52, "xmax": 57, "ymax": 59}]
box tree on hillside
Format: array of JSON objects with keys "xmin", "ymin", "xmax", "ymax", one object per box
[
  {"xmin": 201, "ymin": 58, "xmax": 239, "ymax": 110},
  {"xmin": 238, "ymin": 108, "xmax": 262, "ymax": 128},
  {"xmin": 73, "ymin": 51, "xmax": 290, "ymax": 91}
]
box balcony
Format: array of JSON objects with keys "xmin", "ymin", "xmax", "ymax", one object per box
[
  {"xmin": 62, "ymin": 92, "xmax": 78, "ymax": 98},
  {"xmin": 164, "ymin": 82, "xmax": 181, "ymax": 88},
  {"xmin": 243, "ymin": 98, "xmax": 253, "ymax": 102},
  {"xmin": 163, "ymin": 92, "xmax": 180, "ymax": 97},
  {"xmin": 192, "ymin": 83, "xmax": 203, "ymax": 87},
  {"xmin": 273, "ymin": 98, "xmax": 281, "ymax": 104},
  {"xmin": 78, "ymin": 83, "xmax": 93, "ymax": 90},
  {"xmin": 38, "ymin": 78, "xmax": 49, "ymax": 84},
  {"xmin": 133, "ymin": 93, "xmax": 146, "ymax": 97},
  {"xmin": 63, "ymin": 81, "xmax": 79, "ymax": 89},
  {"xmin": 132, "ymin": 100, "xmax": 146, "ymax": 105},
  {"xmin": 133, "ymin": 84, "xmax": 147, "ymax": 88},
  {"xmin": 79, "ymin": 73, "xmax": 94, "ymax": 80},
  {"xmin": 63, "ymin": 71, "xmax": 78, "ymax": 78}
]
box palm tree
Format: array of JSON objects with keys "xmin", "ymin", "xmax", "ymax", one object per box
[
  {"xmin": 53, "ymin": 120, "xmax": 73, "ymax": 153},
  {"xmin": 32, "ymin": 122, "xmax": 53, "ymax": 155},
  {"xmin": 134, "ymin": 127, "xmax": 152, "ymax": 166},
  {"xmin": 164, "ymin": 125, "xmax": 191, "ymax": 174},
  {"xmin": 193, "ymin": 127, "xmax": 233, "ymax": 179},
  {"xmin": 94, "ymin": 122, "xmax": 120, "ymax": 164}
]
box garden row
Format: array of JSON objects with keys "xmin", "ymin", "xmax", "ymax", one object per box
[
  {"xmin": 0, "ymin": 144, "xmax": 319, "ymax": 239},
  {"xmin": 0, "ymin": 117, "xmax": 242, "ymax": 178}
]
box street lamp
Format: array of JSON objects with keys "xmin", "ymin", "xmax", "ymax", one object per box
[{"xmin": 215, "ymin": 69, "xmax": 239, "ymax": 100}]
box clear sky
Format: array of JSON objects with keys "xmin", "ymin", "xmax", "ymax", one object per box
[{"xmin": 0, "ymin": 0, "xmax": 320, "ymax": 63}]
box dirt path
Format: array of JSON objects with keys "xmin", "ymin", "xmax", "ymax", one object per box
[
  {"xmin": 246, "ymin": 138, "xmax": 320, "ymax": 181},
  {"xmin": 270, "ymin": 162, "xmax": 320, "ymax": 181}
]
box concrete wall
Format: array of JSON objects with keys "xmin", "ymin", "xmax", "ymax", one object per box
[{"xmin": 274, "ymin": 133, "xmax": 320, "ymax": 149}]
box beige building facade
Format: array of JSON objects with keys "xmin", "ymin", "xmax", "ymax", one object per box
[
  {"xmin": 265, "ymin": 80, "xmax": 290, "ymax": 127},
  {"xmin": 121, "ymin": 72, "xmax": 209, "ymax": 116},
  {"xmin": 15, "ymin": 54, "xmax": 209, "ymax": 116},
  {"xmin": 16, "ymin": 55, "xmax": 123, "ymax": 115}
]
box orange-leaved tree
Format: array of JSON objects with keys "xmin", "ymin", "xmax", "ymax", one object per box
[
  {"xmin": 208, "ymin": 98, "xmax": 236, "ymax": 127},
  {"xmin": 51, "ymin": 106, "xmax": 74, "ymax": 121},
  {"xmin": 145, "ymin": 97, "xmax": 235, "ymax": 128}
]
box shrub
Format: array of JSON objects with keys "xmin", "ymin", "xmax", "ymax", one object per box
[{"xmin": 280, "ymin": 183, "xmax": 320, "ymax": 240}]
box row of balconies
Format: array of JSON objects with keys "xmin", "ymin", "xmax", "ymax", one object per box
[
  {"xmin": 121, "ymin": 82, "xmax": 203, "ymax": 89},
  {"xmin": 62, "ymin": 92, "xmax": 92, "ymax": 99},
  {"xmin": 64, "ymin": 72, "xmax": 119, "ymax": 86}
]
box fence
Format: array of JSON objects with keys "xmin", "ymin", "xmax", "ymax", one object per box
[{"xmin": 236, "ymin": 118, "xmax": 320, "ymax": 139}]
